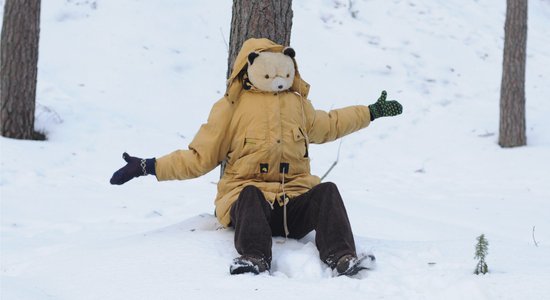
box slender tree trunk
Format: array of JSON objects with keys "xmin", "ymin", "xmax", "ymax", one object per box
[
  {"xmin": 226, "ymin": 0, "xmax": 293, "ymax": 78},
  {"xmin": 499, "ymin": 0, "xmax": 527, "ymax": 147},
  {"xmin": 0, "ymin": 0, "xmax": 42, "ymax": 140}
]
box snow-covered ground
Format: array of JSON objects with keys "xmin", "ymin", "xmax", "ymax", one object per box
[{"xmin": 1, "ymin": 0, "xmax": 550, "ymax": 299}]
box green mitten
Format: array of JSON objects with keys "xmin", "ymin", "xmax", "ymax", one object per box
[{"xmin": 368, "ymin": 90, "xmax": 403, "ymax": 121}]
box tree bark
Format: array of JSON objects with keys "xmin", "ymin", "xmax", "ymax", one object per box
[
  {"xmin": 1, "ymin": 0, "xmax": 42, "ymax": 140},
  {"xmin": 226, "ymin": 0, "xmax": 293, "ymax": 78},
  {"xmin": 499, "ymin": 0, "xmax": 527, "ymax": 147}
]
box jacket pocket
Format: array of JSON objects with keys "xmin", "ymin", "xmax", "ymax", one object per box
[
  {"xmin": 243, "ymin": 128, "xmax": 265, "ymax": 153},
  {"xmin": 244, "ymin": 137, "xmax": 262, "ymax": 146},
  {"xmin": 225, "ymin": 129, "xmax": 265, "ymax": 179},
  {"xmin": 292, "ymin": 127, "xmax": 309, "ymax": 158}
]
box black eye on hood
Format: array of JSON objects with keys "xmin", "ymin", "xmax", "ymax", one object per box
[{"xmin": 265, "ymin": 74, "xmax": 269, "ymax": 79}]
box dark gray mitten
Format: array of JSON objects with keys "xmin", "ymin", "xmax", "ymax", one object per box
[{"xmin": 368, "ymin": 90, "xmax": 403, "ymax": 121}]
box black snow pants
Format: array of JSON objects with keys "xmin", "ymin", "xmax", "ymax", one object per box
[{"xmin": 229, "ymin": 182, "xmax": 357, "ymax": 266}]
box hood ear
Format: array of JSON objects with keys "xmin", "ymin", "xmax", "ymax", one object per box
[
  {"xmin": 283, "ymin": 47, "xmax": 295, "ymax": 58},
  {"xmin": 248, "ymin": 52, "xmax": 260, "ymax": 65}
]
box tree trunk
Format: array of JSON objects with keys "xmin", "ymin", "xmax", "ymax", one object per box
[
  {"xmin": 221, "ymin": 0, "xmax": 293, "ymax": 177},
  {"xmin": 499, "ymin": 0, "xmax": 527, "ymax": 148},
  {"xmin": 226, "ymin": 0, "xmax": 293, "ymax": 78},
  {"xmin": 1, "ymin": 0, "xmax": 42, "ymax": 140}
]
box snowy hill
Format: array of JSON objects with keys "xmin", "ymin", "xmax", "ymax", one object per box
[{"xmin": 1, "ymin": 0, "xmax": 550, "ymax": 299}]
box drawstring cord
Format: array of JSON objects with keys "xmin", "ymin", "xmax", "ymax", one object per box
[
  {"xmin": 275, "ymin": 170, "xmax": 290, "ymax": 244},
  {"xmin": 281, "ymin": 173, "xmax": 290, "ymax": 239},
  {"xmin": 278, "ymin": 80, "xmax": 308, "ymax": 241},
  {"xmin": 279, "ymin": 85, "xmax": 307, "ymax": 240}
]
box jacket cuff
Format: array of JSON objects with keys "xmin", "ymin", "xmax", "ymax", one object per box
[
  {"xmin": 145, "ymin": 158, "xmax": 156, "ymax": 175},
  {"xmin": 367, "ymin": 104, "xmax": 376, "ymax": 121}
]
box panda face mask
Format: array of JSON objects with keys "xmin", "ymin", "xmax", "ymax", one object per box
[{"xmin": 246, "ymin": 50, "xmax": 296, "ymax": 93}]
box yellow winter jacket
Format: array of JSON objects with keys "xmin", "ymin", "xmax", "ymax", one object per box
[{"xmin": 155, "ymin": 38, "xmax": 371, "ymax": 227}]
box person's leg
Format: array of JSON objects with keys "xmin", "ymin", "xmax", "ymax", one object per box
[
  {"xmin": 229, "ymin": 185, "xmax": 272, "ymax": 273},
  {"xmin": 285, "ymin": 182, "xmax": 356, "ymax": 267}
]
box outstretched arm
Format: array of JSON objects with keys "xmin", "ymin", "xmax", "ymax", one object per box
[
  {"xmin": 109, "ymin": 98, "xmax": 233, "ymax": 184},
  {"xmin": 305, "ymin": 90, "xmax": 402, "ymax": 144},
  {"xmin": 155, "ymin": 99, "xmax": 233, "ymax": 181}
]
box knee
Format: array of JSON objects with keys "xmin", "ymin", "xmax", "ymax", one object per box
[
  {"xmin": 232, "ymin": 185, "xmax": 269, "ymax": 220},
  {"xmin": 317, "ymin": 182, "xmax": 339, "ymax": 193},
  {"xmin": 238, "ymin": 185, "xmax": 269, "ymax": 208},
  {"xmin": 241, "ymin": 185, "xmax": 262, "ymax": 195},
  {"xmin": 314, "ymin": 182, "xmax": 344, "ymax": 206}
]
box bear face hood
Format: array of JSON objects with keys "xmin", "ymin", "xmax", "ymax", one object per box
[
  {"xmin": 225, "ymin": 38, "xmax": 310, "ymax": 104},
  {"xmin": 246, "ymin": 51, "xmax": 296, "ymax": 92}
]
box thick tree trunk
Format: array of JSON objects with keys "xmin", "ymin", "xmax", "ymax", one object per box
[
  {"xmin": 0, "ymin": 0, "xmax": 42, "ymax": 140},
  {"xmin": 226, "ymin": 0, "xmax": 293, "ymax": 78},
  {"xmin": 221, "ymin": 0, "xmax": 293, "ymax": 177},
  {"xmin": 499, "ymin": 0, "xmax": 527, "ymax": 147}
]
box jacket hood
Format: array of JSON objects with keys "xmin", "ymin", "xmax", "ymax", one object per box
[{"xmin": 225, "ymin": 38, "xmax": 310, "ymax": 103}]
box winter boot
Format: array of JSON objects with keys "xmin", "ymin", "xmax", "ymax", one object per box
[
  {"xmin": 334, "ymin": 254, "xmax": 376, "ymax": 276},
  {"xmin": 229, "ymin": 255, "xmax": 270, "ymax": 275}
]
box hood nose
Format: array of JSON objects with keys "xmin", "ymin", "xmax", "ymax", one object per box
[{"xmin": 272, "ymin": 77, "xmax": 286, "ymax": 91}]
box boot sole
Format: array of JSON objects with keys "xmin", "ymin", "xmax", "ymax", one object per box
[
  {"xmin": 230, "ymin": 264, "xmax": 261, "ymax": 275},
  {"xmin": 337, "ymin": 254, "xmax": 376, "ymax": 277}
]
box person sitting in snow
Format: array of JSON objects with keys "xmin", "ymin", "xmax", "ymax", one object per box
[{"xmin": 110, "ymin": 38, "xmax": 402, "ymax": 276}]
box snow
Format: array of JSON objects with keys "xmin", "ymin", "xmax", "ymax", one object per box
[{"xmin": 1, "ymin": 0, "xmax": 549, "ymax": 299}]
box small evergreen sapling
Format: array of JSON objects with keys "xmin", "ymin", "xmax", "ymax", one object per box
[{"xmin": 474, "ymin": 234, "xmax": 489, "ymax": 275}]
